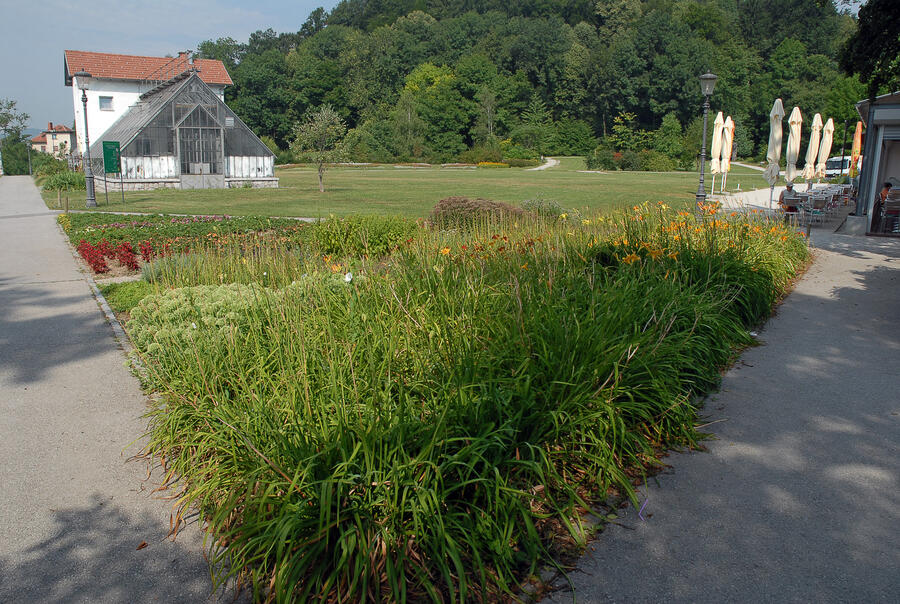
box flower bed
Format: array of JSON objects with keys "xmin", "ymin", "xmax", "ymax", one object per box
[
  {"xmin": 60, "ymin": 213, "xmax": 310, "ymax": 275},
  {"xmin": 125, "ymin": 204, "xmax": 808, "ymax": 601}
]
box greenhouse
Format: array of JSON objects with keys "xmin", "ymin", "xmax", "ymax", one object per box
[{"xmin": 89, "ymin": 71, "xmax": 277, "ymax": 190}]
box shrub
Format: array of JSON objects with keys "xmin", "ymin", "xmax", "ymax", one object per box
[
  {"xmin": 43, "ymin": 170, "xmax": 86, "ymax": 191},
  {"xmin": 549, "ymin": 118, "xmax": 598, "ymax": 155},
  {"xmin": 312, "ymin": 215, "xmax": 416, "ymax": 257},
  {"xmin": 505, "ymin": 158, "xmax": 541, "ymax": 168},
  {"xmin": 521, "ymin": 196, "xmax": 565, "ymax": 219},
  {"xmin": 275, "ymin": 149, "xmax": 295, "ymax": 165},
  {"xmin": 586, "ymin": 145, "xmax": 617, "ymax": 170},
  {"xmin": 500, "ymin": 139, "xmax": 539, "ymax": 160},
  {"xmin": 458, "ymin": 143, "xmax": 502, "ymax": 164},
  {"xmin": 476, "ymin": 161, "xmax": 509, "ymax": 168},
  {"xmin": 618, "ymin": 149, "xmax": 642, "ymax": 171},
  {"xmin": 429, "ymin": 196, "xmax": 527, "ymax": 228},
  {"xmin": 639, "ymin": 149, "xmax": 677, "ymax": 172}
]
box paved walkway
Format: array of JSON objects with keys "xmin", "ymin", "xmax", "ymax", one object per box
[
  {"xmin": 547, "ymin": 230, "xmax": 900, "ymax": 601},
  {"xmin": 0, "ymin": 176, "xmax": 233, "ymax": 602}
]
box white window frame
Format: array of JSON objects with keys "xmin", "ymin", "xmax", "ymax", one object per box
[{"xmin": 99, "ymin": 96, "xmax": 114, "ymax": 111}]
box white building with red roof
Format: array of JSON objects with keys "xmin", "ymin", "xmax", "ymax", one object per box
[
  {"xmin": 31, "ymin": 122, "xmax": 76, "ymax": 158},
  {"xmin": 64, "ymin": 50, "xmax": 233, "ymax": 155},
  {"xmin": 62, "ymin": 50, "xmax": 275, "ymax": 190}
]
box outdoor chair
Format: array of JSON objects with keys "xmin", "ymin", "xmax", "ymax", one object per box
[{"xmin": 801, "ymin": 196, "xmax": 828, "ymax": 225}]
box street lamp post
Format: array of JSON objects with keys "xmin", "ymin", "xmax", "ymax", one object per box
[
  {"xmin": 74, "ymin": 69, "xmax": 97, "ymax": 208},
  {"xmin": 695, "ymin": 72, "xmax": 718, "ymax": 212}
]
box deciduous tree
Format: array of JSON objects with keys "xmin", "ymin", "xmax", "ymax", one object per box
[{"xmin": 291, "ymin": 105, "xmax": 347, "ymax": 192}]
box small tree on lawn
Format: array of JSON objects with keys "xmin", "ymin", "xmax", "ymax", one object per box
[{"xmin": 291, "ymin": 105, "xmax": 347, "ymax": 193}]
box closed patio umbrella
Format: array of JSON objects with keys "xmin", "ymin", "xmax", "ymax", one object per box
[
  {"xmin": 764, "ymin": 99, "xmax": 785, "ymax": 186},
  {"xmin": 785, "ymin": 107, "xmax": 803, "ymax": 182},
  {"xmin": 816, "ymin": 118, "xmax": 834, "ymax": 179},
  {"xmin": 765, "ymin": 99, "xmax": 785, "ymax": 207},
  {"xmin": 720, "ymin": 116, "xmax": 734, "ymax": 192},
  {"xmin": 802, "ymin": 113, "xmax": 823, "ymax": 183},
  {"xmin": 849, "ymin": 120, "xmax": 862, "ymax": 178},
  {"xmin": 708, "ymin": 112, "xmax": 725, "ymax": 192}
]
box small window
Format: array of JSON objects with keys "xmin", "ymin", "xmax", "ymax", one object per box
[
  {"xmin": 51, "ymin": 133, "xmax": 57, "ymax": 141},
  {"xmin": 99, "ymin": 96, "xmax": 114, "ymax": 111},
  {"xmin": 225, "ymin": 116, "xmax": 234, "ymax": 128}
]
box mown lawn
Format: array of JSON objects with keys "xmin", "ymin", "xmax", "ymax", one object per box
[{"xmin": 43, "ymin": 157, "xmax": 771, "ymax": 218}]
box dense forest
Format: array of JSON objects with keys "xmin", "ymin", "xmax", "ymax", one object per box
[{"xmin": 196, "ymin": 0, "xmax": 864, "ymax": 166}]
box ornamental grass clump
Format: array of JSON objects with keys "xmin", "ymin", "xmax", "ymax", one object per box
[{"xmin": 128, "ymin": 204, "xmax": 809, "ymax": 602}]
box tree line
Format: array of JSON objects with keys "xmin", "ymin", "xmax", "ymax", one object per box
[{"xmin": 195, "ymin": 0, "xmax": 869, "ymax": 167}]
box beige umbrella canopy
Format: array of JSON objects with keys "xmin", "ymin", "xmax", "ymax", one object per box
[
  {"xmin": 709, "ymin": 112, "xmax": 725, "ymax": 175},
  {"xmin": 785, "ymin": 107, "xmax": 803, "ymax": 182},
  {"xmin": 816, "ymin": 118, "xmax": 835, "ymax": 179},
  {"xmin": 764, "ymin": 99, "xmax": 785, "ymax": 186},
  {"xmin": 802, "ymin": 113, "xmax": 823, "ymax": 181}
]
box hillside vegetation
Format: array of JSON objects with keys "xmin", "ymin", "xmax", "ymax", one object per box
[{"xmin": 197, "ymin": 0, "xmax": 861, "ymax": 166}]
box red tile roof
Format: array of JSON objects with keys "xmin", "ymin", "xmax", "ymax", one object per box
[
  {"xmin": 46, "ymin": 123, "xmax": 74, "ymax": 133},
  {"xmin": 64, "ymin": 50, "xmax": 232, "ymax": 86},
  {"xmin": 31, "ymin": 133, "xmax": 47, "ymax": 144}
]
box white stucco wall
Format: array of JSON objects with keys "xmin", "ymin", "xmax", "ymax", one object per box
[{"xmin": 71, "ymin": 79, "xmax": 141, "ymax": 154}]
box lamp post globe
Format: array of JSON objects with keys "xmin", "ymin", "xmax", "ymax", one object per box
[
  {"xmin": 74, "ymin": 69, "xmax": 97, "ymax": 208},
  {"xmin": 696, "ymin": 72, "xmax": 718, "ymax": 212}
]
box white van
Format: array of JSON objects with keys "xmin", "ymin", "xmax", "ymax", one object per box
[
  {"xmin": 824, "ymin": 155, "xmax": 863, "ymax": 178},
  {"xmin": 824, "ymin": 156, "xmax": 850, "ymax": 177}
]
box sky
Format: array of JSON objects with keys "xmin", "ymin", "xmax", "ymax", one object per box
[{"xmin": 0, "ymin": 0, "xmax": 341, "ymax": 133}]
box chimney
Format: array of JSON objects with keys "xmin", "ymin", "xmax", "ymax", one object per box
[{"xmin": 48, "ymin": 122, "xmax": 53, "ymax": 131}]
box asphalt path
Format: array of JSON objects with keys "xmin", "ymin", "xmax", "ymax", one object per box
[
  {"xmin": 0, "ymin": 176, "xmax": 235, "ymax": 602},
  {"xmin": 546, "ymin": 230, "xmax": 900, "ymax": 602}
]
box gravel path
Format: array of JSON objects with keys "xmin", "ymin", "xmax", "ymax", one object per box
[{"xmin": 527, "ymin": 157, "xmax": 561, "ymax": 171}]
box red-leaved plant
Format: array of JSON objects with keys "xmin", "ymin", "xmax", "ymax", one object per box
[
  {"xmin": 116, "ymin": 242, "xmax": 140, "ymax": 271},
  {"xmin": 77, "ymin": 240, "xmax": 110, "ymax": 273},
  {"xmin": 139, "ymin": 240, "xmax": 154, "ymax": 262}
]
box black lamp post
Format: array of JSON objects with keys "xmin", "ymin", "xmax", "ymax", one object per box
[
  {"xmin": 695, "ymin": 72, "xmax": 718, "ymax": 211},
  {"xmin": 74, "ymin": 69, "xmax": 97, "ymax": 208},
  {"xmin": 839, "ymin": 119, "xmax": 850, "ymax": 180}
]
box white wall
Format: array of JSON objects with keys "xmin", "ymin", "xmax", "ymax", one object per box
[
  {"xmin": 122, "ymin": 156, "xmax": 177, "ymax": 179},
  {"xmin": 881, "ymin": 141, "xmax": 900, "ymax": 184},
  {"xmin": 226, "ymin": 156, "xmax": 274, "ymax": 178},
  {"xmin": 71, "ymin": 79, "xmax": 142, "ymax": 154}
]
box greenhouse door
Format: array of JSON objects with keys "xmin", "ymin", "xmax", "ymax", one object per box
[{"xmin": 177, "ymin": 118, "xmax": 225, "ymax": 189}]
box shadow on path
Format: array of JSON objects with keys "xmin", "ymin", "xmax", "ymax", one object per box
[
  {"xmin": 0, "ymin": 494, "xmax": 239, "ymax": 603},
  {"xmin": 0, "ymin": 278, "xmax": 114, "ymax": 385},
  {"xmin": 546, "ymin": 238, "xmax": 900, "ymax": 602}
]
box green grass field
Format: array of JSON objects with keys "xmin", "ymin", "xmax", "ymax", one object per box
[{"xmin": 44, "ymin": 157, "xmax": 771, "ymax": 218}]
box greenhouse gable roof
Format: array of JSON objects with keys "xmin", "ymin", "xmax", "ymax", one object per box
[
  {"xmin": 88, "ymin": 72, "xmax": 273, "ymax": 160},
  {"xmin": 89, "ymin": 75, "xmax": 192, "ymax": 156}
]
